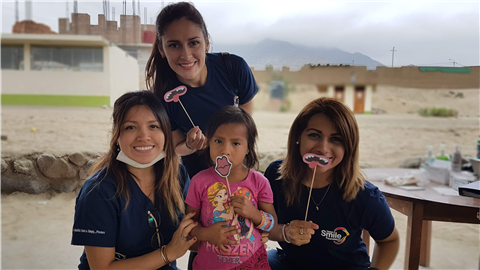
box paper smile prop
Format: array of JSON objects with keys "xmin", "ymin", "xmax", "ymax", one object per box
[
  {"xmin": 303, "ymin": 153, "xmax": 330, "ymax": 221},
  {"xmin": 164, "ymin": 85, "xmax": 187, "ymax": 103},
  {"xmin": 164, "ymin": 85, "xmax": 195, "ymax": 128},
  {"xmin": 303, "ymin": 153, "xmax": 330, "ymax": 168},
  {"xmin": 215, "ymin": 155, "xmax": 232, "ymax": 178}
]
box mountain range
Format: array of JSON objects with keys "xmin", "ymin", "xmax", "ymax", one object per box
[{"xmin": 212, "ymin": 39, "xmax": 385, "ymax": 71}]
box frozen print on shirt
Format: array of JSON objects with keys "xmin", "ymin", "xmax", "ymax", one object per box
[
  {"xmin": 233, "ymin": 187, "xmax": 255, "ymax": 242},
  {"xmin": 208, "ymin": 182, "xmax": 234, "ymax": 224}
]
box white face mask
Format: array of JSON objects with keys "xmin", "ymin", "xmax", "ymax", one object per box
[{"xmin": 116, "ymin": 150, "xmax": 164, "ymax": 169}]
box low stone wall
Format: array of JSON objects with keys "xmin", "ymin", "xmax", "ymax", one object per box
[
  {"xmin": 1, "ymin": 150, "xmax": 383, "ymax": 195},
  {"xmin": 1, "ymin": 151, "xmax": 286, "ymax": 194},
  {"xmin": 1, "ymin": 152, "xmax": 101, "ymax": 194}
]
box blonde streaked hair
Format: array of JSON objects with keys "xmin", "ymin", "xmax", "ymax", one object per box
[
  {"xmin": 207, "ymin": 182, "xmax": 230, "ymax": 213},
  {"xmin": 89, "ymin": 91, "xmax": 184, "ymax": 222},
  {"xmin": 280, "ymin": 97, "xmax": 366, "ymax": 205}
]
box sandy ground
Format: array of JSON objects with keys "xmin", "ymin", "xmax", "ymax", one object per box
[{"xmin": 1, "ymin": 86, "xmax": 480, "ymax": 269}]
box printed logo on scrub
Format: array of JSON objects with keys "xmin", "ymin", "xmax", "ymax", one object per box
[{"xmin": 321, "ymin": 227, "xmax": 350, "ymax": 245}]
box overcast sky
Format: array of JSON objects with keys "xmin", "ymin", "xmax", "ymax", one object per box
[{"xmin": 2, "ymin": 0, "xmax": 479, "ymax": 67}]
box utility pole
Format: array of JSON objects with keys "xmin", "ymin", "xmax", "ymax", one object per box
[
  {"xmin": 73, "ymin": 1, "xmax": 78, "ymax": 14},
  {"xmin": 66, "ymin": 1, "xmax": 70, "ymax": 31},
  {"xmin": 15, "ymin": 0, "xmax": 19, "ymax": 22},
  {"xmin": 25, "ymin": 0, "xmax": 32, "ymax": 20},
  {"xmin": 449, "ymin": 59, "xmax": 456, "ymax": 67},
  {"xmin": 391, "ymin": 47, "xmax": 396, "ymax": 67}
]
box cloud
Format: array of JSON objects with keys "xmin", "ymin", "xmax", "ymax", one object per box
[{"xmin": 2, "ymin": 1, "xmax": 478, "ymax": 66}]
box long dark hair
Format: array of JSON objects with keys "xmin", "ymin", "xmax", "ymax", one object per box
[
  {"xmin": 89, "ymin": 91, "xmax": 184, "ymax": 222},
  {"xmin": 280, "ymin": 98, "xmax": 365, "ymax": 205},
  {"xmin": 145, "ymin": 2, "xmax": 209, "ymax": 97},
  {"xmin": 205, "ymin": 106, "xmax": 258, "ymax": 169}
]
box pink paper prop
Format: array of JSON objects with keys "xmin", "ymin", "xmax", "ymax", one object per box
[
  {"xmin": 215, "ymin": 155, "xmax": 232, "ymax": 178},
  {"xmin": 164, "ymin": 85, "xmax": 187, "ymax": 102},
  {"xmin": 164, "ymin": 86, "xmax": 195, "ymax": 127},
  {"xmin": 214, "ymin": 155, "xmax": 239, "ymax": 240},
  {"xmin": 303, "ymin": 153, "xmax": 330, "ymax": 168},
  {"xmin": 302, "ymin": 153, "xmax": 328, "ymax": 221}
]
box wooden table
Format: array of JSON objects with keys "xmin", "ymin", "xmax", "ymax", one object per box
[{"xmin": 363, "ymin": 168, "xmax": 480, "ymax": 270}]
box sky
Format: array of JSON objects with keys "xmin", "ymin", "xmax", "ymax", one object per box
[{"xmin": 1, "ymin": 0, "xmax": 479, "ymax": 67}]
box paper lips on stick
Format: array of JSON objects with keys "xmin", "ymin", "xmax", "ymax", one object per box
[
  {"xmin": 303, "ymin": 153, "xmax": 330, "ymax": 168},
  {"xmin": 215, "ymin": 155, "xmax": 232, "ymax": 178},
  {"xmin": 303, "ymin": 153, "xmax": 329, "ymax": 221},
  {"xmin": 164, "ymin": 85, "xmax": 187, "ymax": 102},
  {"xmin": 215, "ymin": 155, "xmax": 240, "ymax": 241},
  {"xmin": 164, "ymin": 85, "xmax": 195, "ymax": 128}
]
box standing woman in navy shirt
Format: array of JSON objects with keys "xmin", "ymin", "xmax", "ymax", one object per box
[
  {"xmin": 72, "ymin": 91, "xmax": 197, "ymax": 269},
  {"xmin": 264, "ymin": 98, "xmax": 400, "ymax": 270},
  {"xmin": 146, "ymin": 2, "xmax": 258, "ymax": 179}
]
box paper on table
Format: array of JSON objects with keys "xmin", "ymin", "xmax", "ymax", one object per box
[
  {"xmin": 432, "ymin": 186, "xmax": 460, "ymax": 196},
  {"xmin": 399, "ymin": 186, "xmax": 425, "ymax": 191}
]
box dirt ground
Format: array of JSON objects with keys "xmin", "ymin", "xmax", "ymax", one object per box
[{"xmin": 1, "ymin": 86, "xmax": 479, "ymax": 269}]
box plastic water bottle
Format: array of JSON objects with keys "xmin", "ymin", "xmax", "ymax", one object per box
[
  {"xmin": 451, "ymin": 145, "xmax": 462, "ymax": 172},
  {"xmin": 436, "ymin": 144, "xmax": 450, "ymax": 161}
]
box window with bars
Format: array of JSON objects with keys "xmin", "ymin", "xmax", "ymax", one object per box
[
  {"xmin": 1, "ymin": 45, "xmax": 24, "ymax": 70},
  {"xmin": 31, "ymin": 46, "xmax": 103, "ymax": 72}
]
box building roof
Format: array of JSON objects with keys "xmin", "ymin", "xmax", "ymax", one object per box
[{"xmin": 1, "ymin": 33, "xmax": 110, "ymax": 46}]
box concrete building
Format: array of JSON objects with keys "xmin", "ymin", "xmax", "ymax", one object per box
[
  {"xmin": 58, "ymin": 13, "xmax": 156, "ymax": 44},
  {"xmin": 252, "ymin": 65, "xmax": 479, "ymax": 113},
  {"xmin": 1, "ymin": 34, "xmax": 139, "ymax": 107}
]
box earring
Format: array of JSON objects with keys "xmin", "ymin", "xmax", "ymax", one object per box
[
  {"xmin": 116, "ymin": 144, "xmax": 120, "ymax": 151},
  {"xmin": 296, "ymin": 141, "xmax": 299, "ymax": 145}
]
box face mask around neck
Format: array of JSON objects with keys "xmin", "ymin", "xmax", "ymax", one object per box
[{"xmin": 116, "ymin": 150, "xmax": 164, "ymax": 169}]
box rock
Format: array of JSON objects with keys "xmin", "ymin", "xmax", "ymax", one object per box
[
  {"xmin": 37, "ymin": 154, "xmax": 77, "ymax": 179},
  {"xmin": 1, "ymin": 176, "xmax": 50, "ymax": 194},
  {"xmin": 1, "ymin": 159, "xmax": 8, "ymax": 173},
  {"xmin": 400, "ymin": 157, "xmax": 423, "ymax": 169},
  {"xmin": 1, "ymin": 135, "xmax": 7, "ymax": 141},
  {"xmin": 455, "ymin": 92, "xmax": 464, "ymax": 98},
  {"xmin": 68, "ymin": 152, "xmax": 87, "ymax": 166},
  {"xmin": 79, "ymin": 160, "xmax": 95, "ymax": 180},
  {"xmin": 13, "ymin": 159, "xmax": 35, "ymax": 175},
  {"xmin": 258, "ymin": 153, "xmax": 279, "ymax": 173},
  {"xmin": 50, "ymin": 178, "xmax": 82, "ymax": 193},
  {"xmin": 371, "ymin": 108, "xmax": 387, "ymax": 114}
]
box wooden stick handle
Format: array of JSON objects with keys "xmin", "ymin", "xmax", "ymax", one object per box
[
  {"xmin": 305, "ymin": 166, "xmax": 317, "ymax": 221},
  {"xmin": 179, "ymin": 100, "xmax": 195, "ymax": 128}
]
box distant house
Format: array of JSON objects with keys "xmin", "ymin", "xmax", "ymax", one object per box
[
  {"xmin": 252, "ymin": 65, "xmax": 478, "ymax": 114},
  {"xmin": 1, "ymin": 33, "xmax": 139, "ymax": 107}
]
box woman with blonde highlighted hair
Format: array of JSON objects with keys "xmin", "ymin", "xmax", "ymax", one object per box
[{"xmin": 265, "ymin": 98, "xmax": 399, "ymax": 270}]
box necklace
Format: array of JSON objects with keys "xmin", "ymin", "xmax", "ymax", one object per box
[{"xmin": 308, "ymin": 182, "xmax": 332, "ymax": 211}]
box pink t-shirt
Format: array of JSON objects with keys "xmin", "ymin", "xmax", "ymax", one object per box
[{"xmin": 185, "ymin": 167, "xmax": 274, "ymax": 270}]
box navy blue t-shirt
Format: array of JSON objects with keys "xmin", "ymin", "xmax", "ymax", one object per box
[
  {"xmin": 166, "ymin": 52, "xmax": 258, "ymax": 134},
  {"xmin": 71, "ymin": 163, "xmax": 190, "ymax": 270},
  {"xmin": 264, "ymin": 160, "xmax": 395, "ymax": 270},
  {"xmin": 165, "ymin": 53, "xmax": 258, "ymax": 178}
]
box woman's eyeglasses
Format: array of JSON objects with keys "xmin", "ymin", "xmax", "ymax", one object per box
[{"xmin": 148, "ymin": 210, "xmax": 163, "ymax": 249}]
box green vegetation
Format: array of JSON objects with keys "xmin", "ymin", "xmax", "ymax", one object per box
[{"xmin": 418, "ymin": 107, "xmax": 458, "ymax": 117}]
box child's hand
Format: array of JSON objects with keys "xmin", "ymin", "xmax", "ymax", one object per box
[
  {"xmin": 230, "ymin": 195, "xmax": 262, "ymax": 225},
  {"xmin": 205, "ymin": 220, "xmax": 240, "ymax": 253}
]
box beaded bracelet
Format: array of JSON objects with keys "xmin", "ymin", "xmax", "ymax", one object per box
[
  {"xmin": 256, "ymin": 211, "xmax": 275, "ymax": 232},
  {"xmin": 160, "ymin": 245, "xmax": 172, "ymax": 266},
  {"xmin": 282, "ymin": 223, "xmax": 291, "ymax": 244}
]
